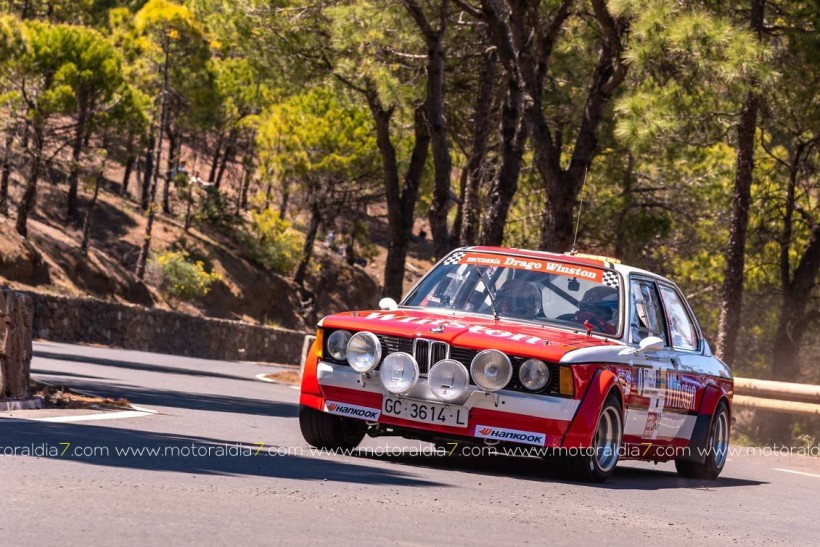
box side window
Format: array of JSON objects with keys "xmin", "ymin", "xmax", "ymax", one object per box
[
  {"xmin": 658, "ymin": 286, "xmax": 699, "ymax": 351},
  {"xmin": 630, "ymin": 279, "xmax": 668, "ymax": 346}
]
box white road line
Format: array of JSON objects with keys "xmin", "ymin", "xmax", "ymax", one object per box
[
  {"xmin": 773, "ymin": 468, "xmax": 820, "ymax": 479},
  {"xmin": 129, "ymin": 404, "xmax": 159, "ymax": 414},
  {"xmin": 36, "ymin": 410, "xmax": 154, "ymax": 423},
  {"xmin": 255, "ymin": 373, "xmax": 301, "ymax": 390},
  {"xmin": 255, "ymin": 373, "xmax": 277, "ymax": 383}
]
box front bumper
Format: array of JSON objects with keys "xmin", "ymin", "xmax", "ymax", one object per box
[{"xmin": 312, "ymin": 360, "xmax": 579, "ymax": 447}]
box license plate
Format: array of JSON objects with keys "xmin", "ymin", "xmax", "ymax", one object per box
[{"xmin": 382, "ymin": 397, "xmax": 469, "ymax": 428}]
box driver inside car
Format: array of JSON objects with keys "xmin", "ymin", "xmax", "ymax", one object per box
[
  {"xmin": 576, "ymin": 286, "xmax": 619, "ymax": 335},
  {"xmin": 496, "ymin": 278, "xmax": 542, "ymax": 320}
]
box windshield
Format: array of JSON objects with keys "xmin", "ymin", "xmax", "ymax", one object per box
[{"xmin": 403, "ymin": 251, "xmax": 622, "ymax": 336}]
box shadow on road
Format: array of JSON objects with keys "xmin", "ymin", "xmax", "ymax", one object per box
[
  {"xmin": 0, "ymin": 419, "xmax": 445, "ymax": 487},
  {"xmin": 353, "ymin": 451, "xmax": 767, "ymax": 490},
  {"xmin": 34, "ymin": 350, "xmax": 258, "ymax": 384}
]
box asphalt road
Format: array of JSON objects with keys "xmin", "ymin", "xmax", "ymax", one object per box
[{"xmin": 0, "ymin": 341, "xmax": 818, "ymax": 545}]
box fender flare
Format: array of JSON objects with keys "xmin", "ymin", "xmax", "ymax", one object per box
[
  {"xmin": 561, "ymin": 368, "xmax": 623, "ymax": 448},
  {"xmin": 677, "ymin": 384, "xmax": 731, "ymax": 464},
  {"xmin": 299, "ymin": 340, "xmax": 324, "ymax": 411}
]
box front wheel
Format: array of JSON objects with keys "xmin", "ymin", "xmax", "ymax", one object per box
[
  {"xmin": 564, "ymin": 394, "xmax": 623, "ymax": 482},
  {"xmin": 675, "ymin": 401, "xmax": 729, "ymax": 480},
  {"xmin": 299, "ymin": 405, "xmax": 367, "ymax": 450}
]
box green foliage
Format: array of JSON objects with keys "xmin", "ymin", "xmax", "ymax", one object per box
[
  {"xmin": 257, "ymin": 85, "xmax": 377, "ymax": 180},
  {"xmin": 150, "ymin": 249, "xmax": 221, "ymax": 301},
  {"xmin": 614, "ymin": 0, "xmax": 775, "ymax": 149},
  {"xmin": 52, "ymin": 24, "xmax": 123, "ymax": 111},
  {"xmin": 193, "ymin": 187, "xmax": 235, "ymax": 226},
  {"xmin": 241, "ymin": 206, "xmax": 303, "ymax": 274},
  {"xmin": 255, "ymin": 84, "xmax": 379, "ymax": 207}
]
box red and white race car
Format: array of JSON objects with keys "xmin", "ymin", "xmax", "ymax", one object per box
[{"xmin": 299, "ymin": 247, "xmax": 732, "ymax": 482}]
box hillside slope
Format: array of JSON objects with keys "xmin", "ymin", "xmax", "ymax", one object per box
[{"xmin": 0, "ymin": 160, "xmax": 424, "ymax": 331}]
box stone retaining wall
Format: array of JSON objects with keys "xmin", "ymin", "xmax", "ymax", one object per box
[{"xmin": 26, "ymin": 292, "xmax": 308, "ymax": 364}]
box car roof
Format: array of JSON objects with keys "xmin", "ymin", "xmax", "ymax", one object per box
[{"xmin": 460, "ymin": 246, "xmax": 677, "ymax": 287}]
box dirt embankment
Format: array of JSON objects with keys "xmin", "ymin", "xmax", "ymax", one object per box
[{"xmin": 0, "ymin": 171, "xmax": 393, "ymax": 331}]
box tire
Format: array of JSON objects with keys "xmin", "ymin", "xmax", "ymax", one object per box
[
  {"xmin": 564, "ymin": 394, "xmax": 623, "ymax": 483},
  {"xmin": 675, "ymin": 401, "xmax": 729, "ymax": 480},
  {"xmin": 299, "ymin": 405, "xmax": 367, "ymax": 450}
]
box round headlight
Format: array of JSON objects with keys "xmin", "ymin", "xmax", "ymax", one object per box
[
  {"xmin": 428, "ymin": 359, "xmax": 470, "ymax": 402},
  {"xmin": 379, "ymin": 352, "xmax": 419, "ymax": 395},
  {"xmin": 519, "ymin": 358, "xmax": 550, "ymax": 391},
  {"xmin": 327, "ymin": 330, "xmax": 352, "ymax": 361},
  {"xmin": 347, "ymin": 331, "xmax": 382, "ymax": 373},
  {"xmin": 470, "ymin": 349, "xmax": 512, "ymax": 392}
]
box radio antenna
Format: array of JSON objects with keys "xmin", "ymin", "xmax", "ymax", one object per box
[{"xmin": 569, "ymin": 167, "xmax": 589, "ymax": 255}]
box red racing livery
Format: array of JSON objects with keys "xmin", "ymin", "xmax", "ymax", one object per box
[{"xmin": 299, "ymin": 247, "xmax": 733, "ymax": 482}]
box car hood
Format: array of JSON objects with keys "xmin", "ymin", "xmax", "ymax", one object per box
[{"xmin": 320, "ymin": 308, "xmax": 619, "ymax": 362}]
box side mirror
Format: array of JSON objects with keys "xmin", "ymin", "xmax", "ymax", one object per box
[
  {"xmin": 618, "ymin": 335, "xmax": 665, "ymax": 356},
  {"xmin": 639, "ymin": 336, "xmax": 665, "ymax": 352},
  {"xmin": 379, "ymin": 297, "xmax": 398, "ymax": 311}
]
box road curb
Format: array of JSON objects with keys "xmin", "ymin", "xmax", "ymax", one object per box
[{"xmin": 30, "ymin": 377, "xmax": 159, "ymax": 419}]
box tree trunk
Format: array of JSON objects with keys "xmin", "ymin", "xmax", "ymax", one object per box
[
  {"xmin": 67, "ymin": 110, "xmax": 87, "ymax": 221},
  {"xmin": 214, "ymin": 130, "xmax": 236, "ymax": 190},
  {"xmin": 15, "ymin": 125, "xmax": 43, "ymax": 238},
  {"xmin": 370, "ymin": 97, "xmax": 430, "ymax": 300},
  {"xmin": 293, "ymin": 204, "xmax": 321, "ymax": 287},
  {"xmin": 759, "ymin": 223, "xmax": 820, "ymax": 444},
  {"xmin": 714, "ymin": 91, "xmax": 757, "ymax": 365},
  {"xmin": 81, "ymin": 167, "xmax": 104, "ymax": 254},
  {"xmin": 426, "ymin": 31, "xmax": 453, "ymax": 260},
  {"xmin": 183, "ymin": 186, "xmax": 194, "ymax": 232},
  {"xmin": 0, "ymin": 130, "xmax": 13, "ymax": 216},
  {"xmin": 136, "ymin": 35, "xmax": 170, "ymax": 279},
  {"xmin": 121, "ymin": 153, "xmax": 135, "ymax": 197},
  {"xmin": 476, "ymin": 0, "xmax": 623, "ymax": 251},
  {"xmin": 613, "ymin": 152, "xmax": 635, "ymax": 259},
  {"xmin": 460, "ymin": 39, "xmax": 496, "ymax": 246},
  {"xmin": 715, "ymin": 0, "xmax": 764, "ymax": 365},
  {"xmin": 0, "ymin": 288, "xmax": 34, "ymax": 400},
  {"xmin": 278, "ymin": 177, "xmax": 290, "ymax": 220},
  {"xmin": 773, "ymin": 228, "xmax": 819, "ymax": 382},
  {"xmin": 140, "ymin": 132, "xmax": 155, "ymax": 211},
  {"xmin": 208, "ymin": 132, "xmax": 224, "ymax": 184},
  {"xmin": 536, "ymin": 41, "xmax": 621, "ymax": 252},
  {"xmin": 452, "ymin": 166, "xmax": 467, "ymax": 247},
  {"xmin": 402, "ymin": 1, "xmax": 452, "ymax": 260},
  {"xmin": 238, "ymin": 137, "xmax": 255, "ymax": 212},
  {"xmin": 162, "ymin": 128, "xmax": 179, "ymax": 214},
  {"xmin": 480, "ymin": 76, "xmax": 527, "ymax": 246}
]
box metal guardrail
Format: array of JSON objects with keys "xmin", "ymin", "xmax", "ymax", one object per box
[{"xmin": 733, "ymin": 377, "xmax": 820, "ymax": 416}]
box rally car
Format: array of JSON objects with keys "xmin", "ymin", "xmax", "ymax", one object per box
[{"xmin": 298, "ymin": 247, "xmax": 732, "ymax": 482}]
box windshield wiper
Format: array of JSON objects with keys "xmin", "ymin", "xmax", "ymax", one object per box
[{"xmin": 478, "ymin": 267, "xmax": 500, "ymax": 320}]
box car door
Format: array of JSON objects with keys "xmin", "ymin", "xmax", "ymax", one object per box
[
  {"xmin": 624, "ymin": 277, "xmax": 682, "ymax": 448},
  {"xmin": 655, "ymin": 283, "xmax": 707, "ymax": 443}
]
